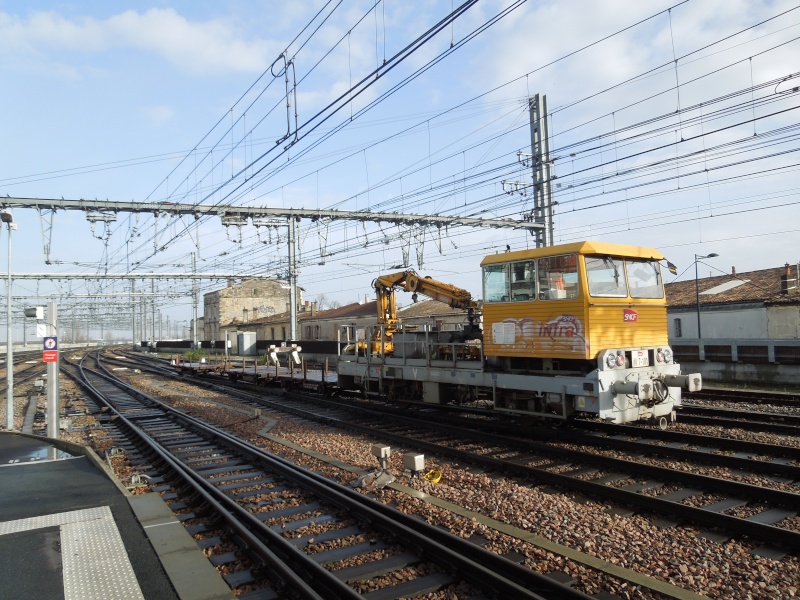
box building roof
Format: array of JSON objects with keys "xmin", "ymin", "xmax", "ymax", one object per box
[
  {"xmin": 307, "ymin": 301, "xmax": 378, "ymax": 321},
  {"xmin": 223, "ymin": 301, "xmax": 377, "ymax": 328},
  {"xmin": 666, "ymin": 264, "xmax": 800, "ymax": 308},
  {"xmin": 397, "ymin": 298, "xmax": 475, "ymax": 318}
]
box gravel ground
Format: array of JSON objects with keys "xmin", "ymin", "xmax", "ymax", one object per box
[
  {"xmin": 0, "ymin": 360, "xmax": 45, "ymax": 430},
  {"xmin": 68, "ymin": 364, "xmax": 800, "ymax": 599}
]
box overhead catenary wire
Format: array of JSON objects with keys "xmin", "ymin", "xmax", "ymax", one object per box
[{"xmin": 10, "ymin": 2, "xmax": 800, "ymax": 323}]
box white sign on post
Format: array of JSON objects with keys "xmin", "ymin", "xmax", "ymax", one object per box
[{"xmin": 36, "ymin": 323, "xmax": 47, "ymax": 337}]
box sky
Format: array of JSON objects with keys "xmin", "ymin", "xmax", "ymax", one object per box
[{"xmin": 1, "ymin": 0, "xmax": 799, "ymax": 340}]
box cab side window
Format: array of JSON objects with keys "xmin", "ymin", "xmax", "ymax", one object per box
[
  {"xmin": 538, "ymin": 254, "xmax": 578, "ymax": 300},
  {"xmin": 510, "ymin": 260, "xmax": 536, "ymax": 301},
  {"xmin": 483, "ymin": 264, "xmax": 510, "ymax": 302}
]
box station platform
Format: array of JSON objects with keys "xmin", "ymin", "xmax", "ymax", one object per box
[{"xmin": 0, "ymin": 432, "xmax": 233, "ymax": 600}]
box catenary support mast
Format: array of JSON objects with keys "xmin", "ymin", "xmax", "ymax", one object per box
[{"xmin": 528, "ymin": 94, "xmax": 554, "ymax": 248}]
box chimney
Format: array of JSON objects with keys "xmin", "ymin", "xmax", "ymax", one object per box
[
  {"xmin": 731, "ymin": 266, "xmax": 736, "ymax": 276},
  {"xmin": 311, "ymin": 301, "xmax": 317, "ymax": 316},
  {"xmin": 782, "ymin": 263, "xmax": 798, "ymax": 296},
  {"xmin": 365, "ymin": 294, "xmax": 369, "ymax": 304}
]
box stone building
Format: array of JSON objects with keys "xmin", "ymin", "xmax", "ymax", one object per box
[{"xmin": 203, "ymin": 278, "xmax": 300, "ymax": 342}]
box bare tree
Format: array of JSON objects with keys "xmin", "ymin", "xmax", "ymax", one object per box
[{"xmin": 316, "ymin": 294, "xmax": 332, "ymax": 310}]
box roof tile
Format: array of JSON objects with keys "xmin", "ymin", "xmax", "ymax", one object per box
[{"xmin": 666, "ymin": 265, "xmax": 800, "ymax": 307}]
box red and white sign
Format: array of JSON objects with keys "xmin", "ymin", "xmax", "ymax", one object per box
[
  {"xmin": 623, "ymin": 309, "xmax": 638, "ymax": 322},
  {"xmin": 43, "ymin": 350, "xmax": 58, "ymax": 363}
]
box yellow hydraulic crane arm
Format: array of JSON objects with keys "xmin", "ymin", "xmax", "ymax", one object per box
[
  {"xmin": 373, "ymin": 270, "xmax": 476, "ymax": 332},
  {"xmin": 366, "ymin": 269, "xmax": 481, "ymax": 355}
]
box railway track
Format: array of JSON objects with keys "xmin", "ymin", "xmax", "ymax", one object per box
[
  {"xmin": 101, "ymin": 350, "xmax": 800, "ymax": 596},
  {"xmin": 677, "ymin": 404, "xmax": 800, "ymax": 435},
  {"xmin": 678, "ymin": 385, "xmax": 800, "ymax": 434},
  {"xmin": 66, "ymin": 351, "xmax": 592, "ymax": 600},
  {"xmin": 117, "ymin": 351, "xmax": 800, "ymax": 549},
  {"xmin": 685, "ymin": 388, "xmax": 800, "ymax": 406},
  {"xmin": 264, "ymin": 391, "xmax": 800, "ymax": 549}
]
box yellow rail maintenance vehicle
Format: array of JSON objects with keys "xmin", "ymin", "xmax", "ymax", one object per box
[{"xmin": 337, "ymin": 240, "xmax": 701, "ymax": 427}]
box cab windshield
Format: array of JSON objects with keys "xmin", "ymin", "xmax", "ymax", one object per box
[{"xmin": 585, "ymin": 256, "xmax": 664, "ymax": 299}]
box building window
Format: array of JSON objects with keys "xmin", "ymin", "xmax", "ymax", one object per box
[
  {"xmin": 270, "ymin": 327, "xmax": 275, "ymax": 340},
  {"xmin": 673, "ymin": 318, "xmax": 682, "ymax": 338},
  {"xmin": 315, "ymin": 325, "xmax": 320, "ymax": 339},
  {"xmin": 305, "ymin": 325, "xmax": 312, "ymax": 338},
  {"xmin": 281, "ymin": 326, "xmax": 286, "ymax": 340}
]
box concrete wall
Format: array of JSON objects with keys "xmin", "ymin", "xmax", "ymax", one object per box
[
  {"xmin": 670, "ymin": 305, "xmax": 769, "ymax": 340},
  {"xmin": 769, "ymin": 305, "xmax": 800, "ymax": 339},
  {"xmin": 679, "ymin": 359, "xmax": 800, "ymax": 386}
]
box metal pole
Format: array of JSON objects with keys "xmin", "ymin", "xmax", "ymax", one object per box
[
  {"xmin": 288, "ymin": 218, "xmax": 298, "ymax": 341},
  {"xmin": 528, "ymin": 94, "xmax": 553, "ymax": 248},
  {"xmin": 695, "ymin": 259, "xmax": 701, "ymax": 339},
  {"xmin": 151, "ymin": 279, "xmax": 156, "ymax": 344},
  {"xmin": 46, "ymin": 302, "xmax": 58, "ymax": 440},
  {"xmin": 5, "ymin": 222, "xmax": 12, "ymax": 430},
  {"xmin": 192, "ymin": 252, "xmax": 198, "ymax": 348},
  {"xmin": 694, "ymin": 253, "xmax": 718, "ymax": 340},
  {"xmin": 131, "ymin": 280, "xmax": 136, "ymax": 350}
]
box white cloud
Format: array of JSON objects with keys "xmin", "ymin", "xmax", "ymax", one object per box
[
  {"xmin": 141, "ymin": 105, "xmax": 175, "ymax": 128},
  {"xmin": 0, "ymin": 8, "xmax": 280, "ymax": 75}
]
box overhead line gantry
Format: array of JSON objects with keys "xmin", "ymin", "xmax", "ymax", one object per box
[{"xmin": 2, "ymin": 196, "xmax": 542, "ymax": 345}]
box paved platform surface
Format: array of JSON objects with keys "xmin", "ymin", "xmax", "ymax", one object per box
[{"xmin": 0, "ymin": 433, "xmax": 232, "ymax": 600}]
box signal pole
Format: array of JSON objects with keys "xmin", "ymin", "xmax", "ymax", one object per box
[{"xmin": 46, "ymin": 302, "xmax": 59, "ymax": 440}]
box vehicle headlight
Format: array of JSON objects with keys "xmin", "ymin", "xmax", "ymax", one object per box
[
  {"xmin": 615, "ymin": 353, "xmax": 626, "ymax": 367},
  {"xmin": 663, "ymin": 348, "xmax": 672, "ymax": 363},
  {"xmin": 656, "ymin": 350, "xmax": 665, "ymax": 363},
  {"xmin": 605, "ymin": 353, "xmax": 617, "ymax": 369}
]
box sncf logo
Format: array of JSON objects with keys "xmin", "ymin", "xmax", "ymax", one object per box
[{"xmin": 623, "ymin": 309, "xmax": 638, "ymax": 322}]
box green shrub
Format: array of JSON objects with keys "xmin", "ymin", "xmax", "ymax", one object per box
[{"xmin": 184, "ymin": 348, "xmax": 207, "ymax": 362}]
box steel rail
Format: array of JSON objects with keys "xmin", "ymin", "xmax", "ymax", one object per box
[
  {"xmin": 86, "ymin": 352, "xmax": 590, "ymax": 600},
  {"xmin": 679, "ymin": 407, "xmax": 800, "ymax": 435},
  {"xmin": 126, "ymin": 356, "xmax": 800, "ymax": 479},
  {"xmin": 574, "ymin": 420, "xmax": 800, "ymax": 461},
  {"xmin": 124, "ymin": 353, "xmax": 800, "ymax": 548},
  {"xmin": 69, "ymin": 358, "xmax": 353, "ymax": 600},
  {"xmin": 266, "ymin": 392, "xmax": 800, "ymax": 548}
]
